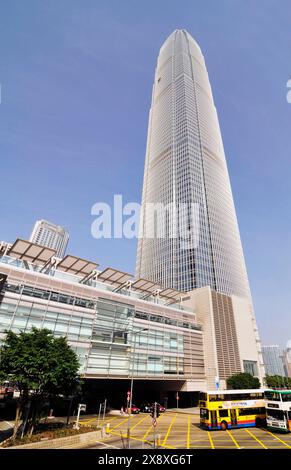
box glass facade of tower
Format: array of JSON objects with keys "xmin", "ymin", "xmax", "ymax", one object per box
[
  {"xmin": 262, "ymin": 346, "xmax": 285, "ymax": 377},
  {"xmin": 136, "ymin": 30, "xmax": 251, "ymax": 299},
  {"xmin": 0, "ymin": 252, "xmax": 205, "ymax": 384}
]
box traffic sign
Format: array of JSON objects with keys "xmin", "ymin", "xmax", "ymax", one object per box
[{"xmin": 152, "ymin": 418, "xmax": 157, "ymax": 427}]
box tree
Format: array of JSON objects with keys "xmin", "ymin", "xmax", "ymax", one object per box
[
  {"xmin": 265, "ymin": 375, "xmax": 291, "ymax": 389},
  {"xmin": 226, "ymin": 373, "xmax": 261, "ymax": 390},
  {"xmin": 0, "ymin": 328, "xmax": 80, "ymax": 439}
]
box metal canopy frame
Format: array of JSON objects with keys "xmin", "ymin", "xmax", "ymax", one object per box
[
  {"xmin": 97, "ymin": 267, "xmax": 133, "ymax": 288},
  {"xmin": 131, "ymin": 278, "xmax": 162, "ymax": 297},
  {"xmin": 56, "ymin": 255, "xmax": 98, "ymax": 276},
  {"xmin": 7, "ymin": 239, "xmax": 56, "ymax": 265},
  {"xmin": 159, "ymin": 287, "xmax": 185, "ymax": 304}
]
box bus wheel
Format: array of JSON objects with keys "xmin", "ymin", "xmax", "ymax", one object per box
[{"xmin": 221, "ymin": 421, "xmax": 228, "ymax": 431}]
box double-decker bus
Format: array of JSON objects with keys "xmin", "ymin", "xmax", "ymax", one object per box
[
  {"xmin": 265, "ymin": 389, "xmax": 291, "ymax": 433},
  {"xmin": 199, "ymin": 389, "xmax": 265, "ymax": 430}
]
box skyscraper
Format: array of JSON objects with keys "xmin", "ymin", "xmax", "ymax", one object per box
[
  {"xmin": 29, "ymin": 219, "xmax": 69, "ymax": 258},
  {"xmin": 137, "ymin": 29, "xmax": 249, "ymax": 297},
  {"xmin": 136, "ymin": 30, "xmax": 264, "ymax": 385},
  {"xmin": 282, "ymin": 346, "xmax": 291, "ymax": 378},
  {"xmin": 262, "ymin": 345, "xmax": 285, "ymax": 377}
]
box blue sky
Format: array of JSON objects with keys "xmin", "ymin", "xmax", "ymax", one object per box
[{"xmin": 0, "ymin": 0, "xmax": 290, "ymax": 347}]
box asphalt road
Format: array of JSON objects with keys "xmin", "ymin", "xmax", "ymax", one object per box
[{"xmin": 78, "ymin": 412, "xmax": 291, "ymax": 450}]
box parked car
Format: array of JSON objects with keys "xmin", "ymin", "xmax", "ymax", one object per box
[
  {"xmin": 155, "ymin": 403, "xmax": 166, "ymax": 413},
  {"xmin": 140, "ymin": 403, "xmax": 152, "ymax": 413},
  {"xmin": 126, "ymin": 404, "xmax": 140, "ymax": 414},
  {"xmin": 140, "ymin": 402, "xmax": 166, "ymax": 413}
]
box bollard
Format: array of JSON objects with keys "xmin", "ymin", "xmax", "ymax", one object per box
[
  {"xmin": 157, "ymin": 434, "xmax": 161, "ymax": 447},
  {"xmin": 105, "ymin": 423, "xmax": 110, "ymax": 434}
]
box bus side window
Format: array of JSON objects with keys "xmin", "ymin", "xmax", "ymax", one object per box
[
  {"xmin": 209, "ymin": 395, "xmax": 217, "ymax": 402},
  {"xmin": 219, "ymin": 410, "xmax": 229, "ymax": 418},
  {"xmin": 239, "ymin": 407, "xmax": 263, "ymax": 416},
  {"xmin": 200, "ymin": 408, "xmax": 209, "ymax": 419},
  {"xmin": 209, "ymin": 394, "xmax": 224, "ymax": 402}
]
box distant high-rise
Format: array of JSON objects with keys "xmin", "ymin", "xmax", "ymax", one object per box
[
  {"xmin": 262, "ymin": 345, "xmax": 285, "ymax": 377},
  {"xmin": 137, "ymin": 29, "xmax": 251, "ymax": 297},
  {"xmin": 136, "ymin": 30, "xmax": 264, "ymax": 385},
  {"xmin": 30, "ymin": 220, "xmax": 69, "ymax": 258},
  {"xmin": 282, "ymin": 346, "xmax": 291, "ymax": 378}
]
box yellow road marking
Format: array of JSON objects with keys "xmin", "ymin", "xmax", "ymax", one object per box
[
  {"xmin": 143, "ymin": 423, "xmax": 153, "ymax": 440},
  {"xmin": 227, "ymin": 430, "xmax": 240, "ymax": 449},
  {"xmin": 190, "ymin": 444, "xmax": 217, "ymax": 447},
  {"xmin": 187, "ymin": 416, "xmax": 191, "ymax": 449},
  {"xmin": 244, "ymin": 428, "xmax": 267, "ymax": 448},
  {"xmin": 207, "ymin": 431, "xmax": 214, "ymax": 449},
  {"xmin": 162, "ymin": 414, "xmax": 177, "ymax": 446},
  {"xmin": 264, "ymin": 430, "xmax": 291, "ymax": 448},
  {"xmin": 111, "ymin": 416, "xmax": 131, "ymax": 430},
  {"xmin": 161, "ymin": 443, "xmax": 175, "ymax": 449},
  {"xmin": 106, "ymin": 431, "xmax": 176, "ymax": 449},
  {"xmin": 130, "ymin": 415, "xmax": 149, "ymax": 432},
  {"xmin": 107, "ymin": 430, "xmax": 175, "ymax": 448},
  {"xmin": 78, "ymin": 413, "xmax": 291, "ymax": 450},
  {"xmin": 109, "ymin": 430, "xmax": 150, "ymax": 442},
  {"xmin": 190, "ymin": 438, "xmax": 216, "ymax": 442},
  {"xmin": 106, "ymin": 416, "xmax": 118, "ymax": 424},
  {"xmin": 80, "ymin": 415, "xmax": 117, "ymax": 426},
  {"xmin": 141, "ymin": 412, "xmax": 166, "ymax": 440}
]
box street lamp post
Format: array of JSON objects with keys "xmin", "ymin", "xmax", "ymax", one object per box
[{"xmin": 127, "ymin": 327, "xmax": 148, "ymax": 448}]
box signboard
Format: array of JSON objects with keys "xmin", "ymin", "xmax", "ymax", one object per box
[{"xmin": 222, "ymin": 400, "xmax": 265, "ymax": 409}]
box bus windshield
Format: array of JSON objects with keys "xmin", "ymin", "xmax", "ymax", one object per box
[
  {"xmin": 266, "ymin": 409, "xmax": 285, "ymax": 420},
  {"xmin": 265, "ymin": 391, "xmax": 281, "ymax": 401}
]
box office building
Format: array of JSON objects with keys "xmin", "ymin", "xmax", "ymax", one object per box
[
  {"xmin": 136, "ymin": 30, "xmax": 264, "ymax": 385},
  {"xmin": 262, "ymin": 345, "xmax": 285, "ymax": 377},
  {"xmin": 282, "ymin": 347, "xmax": 291, "ymax": 378},
  {"xmin": 186, "ymin": 287, "xmax": 264, "ymax": 388},
  {"xmin": 30, "ymin": 219, "xmax": 69, "ymax": 258}
]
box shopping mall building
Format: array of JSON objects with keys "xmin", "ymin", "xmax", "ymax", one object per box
[{"xmin": 0, "ymin": 239, "xmax": 206, "ymax": 408}]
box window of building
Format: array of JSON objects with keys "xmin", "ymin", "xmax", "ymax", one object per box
[{"xmin": 243, "ymin": 360, "xmax": 258, "ymax": 377}]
